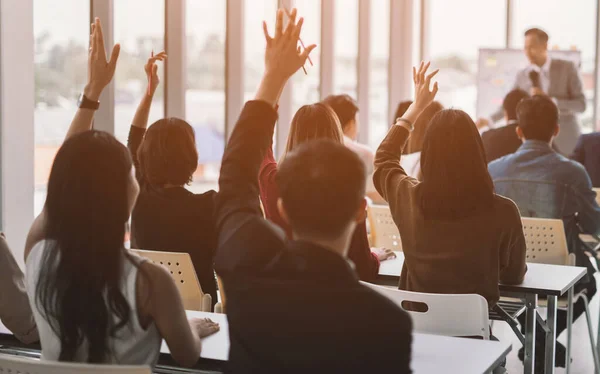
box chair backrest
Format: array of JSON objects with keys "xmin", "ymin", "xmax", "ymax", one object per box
[
  {"xmin": 367, "ymin": 204, "xmax": 403, "ymax": 251},
  {"xmin": 0, "ymin": 354, "xmax": 151, "ymax": 374},
  {"xmin": 131, "ymin": 249, "xmax": 210, "ymax": 311},
  {"xmin": 521, "ymin": 217, "xmax": 570, "ymax": 266},
  {"xmin": 362, "ymin": 282, "xmax": 490, "ymax": 339},
  {"xmin": 593, "ymin": 188, "xmax": 600, "ymax": 207}
]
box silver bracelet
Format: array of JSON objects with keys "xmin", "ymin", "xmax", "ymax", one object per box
[{"xmin": 394, "ymin": 117, "xmax": 414, "ymax": 131}]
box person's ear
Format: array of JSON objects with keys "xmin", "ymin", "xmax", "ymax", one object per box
[
  {"xmin": 516, "ymin": 126, "xmax": 525, "ymax": 142},
  {"xmin": 553, "ymin": 123, "xmax": 560, "ymax": 137},
  {"xmin": 354, "ymin": 198, "xmax": 368, "ymax": 224},
  {"xmin": 277, "ymin": 198, "xmax": 291, "ymax": 225}
]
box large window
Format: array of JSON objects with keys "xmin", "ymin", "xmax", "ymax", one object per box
[
  {"xmin": 244, "ymin": 0, "xmax": 278, "ymax": 101},
  {"xmin": 33, "ymin": 0, "xmax": 89, "ymax": 215},
  {"xmin": 368, "ymin": 0, "xmax": 390, "ymax": 150},
  {"xmin": 186, "ymin": 0, "xmax": 226, "ymax": 193},
  {"xmin": 333, "ymin": 0, "xmax": 358, "ymax": 98},
  {"xmin": 511, "ymin": 0, "xmax": 597, "ymax": 132},
  {"xmin": 426, "ymin": 0, "xmax": 507, "ymax": 116},
  {"xmin": 114, "ymin": 0, "xmax": 165, "ymax": 144},
  {"xmin": 291, "ymin": 0, "xmax": 321, "ymax": 114}
]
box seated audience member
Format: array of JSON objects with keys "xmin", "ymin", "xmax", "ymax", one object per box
[
  {"xmin": 321, "ymin": 94, "xmax": 384, "ymax": 202},
  {"xmin": 374, "ymin": 62, "xmax": 527, "ymax": 309},
  {"xmin": 214, "ymin": 10, "xmax": 412, "ymax": 373},
  {"xmin": 481, "ymin": 89, "xmax": 530, "ymax": 163},
  {"xmin": 0, "ymin": 234, "xmax": 38, "ymax": 344},
  {"xmin": 260, "ymin": 105, "xmax": 394, "ymax": 283},
  {"xmin": 399, "ymin": 101, "xmax": 443, "ymax": 179},
  {"xmin": 127, "ymin": 53, "xmax": 218, "ymax": 307},
  {"xmin": 488, "ymin": 95, "xmax": 600, "ymax": 369},
  {"xmin": 24, "ymin": 18, "xmax": 219, "ymax": 366},
  {"xmin": 572, "ymin": 132, "xmax": 600, "ymax": 187}
]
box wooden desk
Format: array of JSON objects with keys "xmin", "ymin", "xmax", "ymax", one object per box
[
  {"xmin": 2, "ymin": 311, "xmax": 510, "ymax": 373},
  {"xmin": 376, "ymin": 251, "xmax": 587, "ymax": 374}
]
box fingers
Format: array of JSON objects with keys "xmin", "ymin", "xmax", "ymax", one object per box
[
  {"xmin": 95, "ymin": 18, "xmax": 107, "ymax": 60},
  {"xmin": 283, "ymin": 8, "xmax": 297, "ymax": 38},
  {"xmin": 152, "ymin": 64, "xmax": 158, "ymax": 76},
  {"xmin": 275, "ymin": 9, "xmax": 284, "ymax": 39},
  {"xmin": 292, "ymin": 17, "xmax": 304, "ymax": 41},
  {"xmin": 412, "ymin": 66, "xmax": 416, "ymax": 84},
  {"xmin": 262, "ymin": 21, "xmax": 273, "ymax": 45},
  {"xmin": 108, "ymin": 43, "xmax": 120, "ymax": 74},
  {"xmin": 419, "ymin": 61, "xmax": 430, "ymax": 83},
  {"xmin": 300, "ymin": 44, "xmax": 317, "ymax": 61},
  {"xmin": 432, "ymin": 81, "xmax": 439, "ymax": 96}
]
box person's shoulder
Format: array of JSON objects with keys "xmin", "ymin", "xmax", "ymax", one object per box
[
  {"xmin": 552, "ymin": 58, "xmax": 578, "ymax": 72},
  {"xmin": 492, "ymin": 194, "xmax": 521, "ymax": 217},
  {"xmin": 581, "ymin": 132, "xmax": 600, "ymax": 143},
  {"xmin": 488, "ymin": 152, "xmax": 515, "ymax": 174}
]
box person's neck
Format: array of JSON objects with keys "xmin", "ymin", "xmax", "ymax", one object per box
[
  {"xmin": 535, "ymin": 55, "xmax": 548, "ymax": 68},
  {"xmin": 293, "ymin": 233, "xmax": 351, "ymax": 258}
]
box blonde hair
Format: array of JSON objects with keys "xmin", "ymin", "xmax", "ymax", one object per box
[{"xmin": 282, "ymin": 103, "xmax": 344, "ymax": 160}]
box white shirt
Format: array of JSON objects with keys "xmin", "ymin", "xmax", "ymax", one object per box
[
  {"xmin": 527, "ymin": 56, "xmax": 552, "ymax": 93},
  {"xmin": 26, "ymin": 242, "xmax": 162, "ymax": 365},
  {"xmin": 344, "ymin": 135, "xmax": 376, "ymax": 192}
]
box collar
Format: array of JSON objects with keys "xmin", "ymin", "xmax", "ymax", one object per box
[
  {"xmin": 285, "ymin": 240, "xmax": 359, "ymax": 284},
  {"xmin": 506, "ymin": 119, "xmax": 519, "ymax": 126},
  {"xmin": 530, "ymin": 56, "xmax": 551, "ymax": 75},
  {"xmin": 519, "ymin": 139, "xmax": 554, "ymax": 152}
]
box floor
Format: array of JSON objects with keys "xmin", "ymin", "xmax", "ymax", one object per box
[{"xmin": 494, "ymin": 275, "xmax": 600, "ymax": 373}]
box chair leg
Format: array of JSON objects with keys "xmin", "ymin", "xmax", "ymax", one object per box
[
  {"xmin": 582, "ymin": 295, "xmax": 600, "ymax": 374},
  {"xmin": 567, "ymin": 289, "xmax": 573, "ymax": 374}
]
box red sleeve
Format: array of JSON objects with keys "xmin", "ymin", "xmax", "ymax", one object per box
[
  {"xmin": 258, "ymin": 147, "xmax": 293, "ymax": 238},
  {"xmin": 347, "ymin": 220, "xmax": 380, "ymax": 281}
]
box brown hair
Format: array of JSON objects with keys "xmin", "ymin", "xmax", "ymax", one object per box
[
  {"xmin": 406, "ymin": 101, "xmax": 444, "ymax": 154},
  {"xmin": 282, "ymin": 103, "xmax": 344, "ymax": 160},
  {"xmin": 321, "ymin": 94, "xmax": 359, "ymax": 131},
  {"xmin": 137, "ymin": 118, "xmax": 198, "ymax": 186}
]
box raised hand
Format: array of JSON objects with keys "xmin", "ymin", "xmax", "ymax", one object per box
[
  {"xmin": 262, "ymin": 8, "xmax": 316, "ymax": 81},
  {"xmin": 145, "ymin": 51, "xmax": 167, "ymax": 97},
  {"xmin": 412, "ymin": 61, "xmax": 439, "ymax": 111},
  {"xmin": 84, "ymin": 17, "xmax": 121, "ymax": 101}
]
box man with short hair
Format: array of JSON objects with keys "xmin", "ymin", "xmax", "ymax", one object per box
[
  {"xmin": 481, "ymin": 89, "xmax": 529, "ymax": 163},
  {"xmin": 488, "ymin": 95, "xmax": 600, "ymax": 370},
  {"xmin": 214, "ymin": 10, "xmax": 412, "ymax": 373},
  {"xmin": 483, "ymin": 28, "xmax": 586, "ymax": 155}
]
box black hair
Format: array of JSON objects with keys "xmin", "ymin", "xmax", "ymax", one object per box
[
  {"xmin": 503, "ymin": 89, "xmax": 530, "ymax": 121},
  {"xmin": 322, "ymin": 94, "xmax": 360, "ymax": 131},
  {"xmin": 419, "ymin": 109, "xmax": 495, "ymax": 220},
  {"xmin": 277, "ymin": 140, "xmax": 366, "ymax": 239},
  {"xmin": 516, "ymin": 95, "xmax": 559, "ymax": 142},
  {"xmin": 36, "ymin": 130, "xmax": 138, "ymax": 362},
  {"xmin": 525, "ymin": 28, "xmax": 549, "ymax": 43}
]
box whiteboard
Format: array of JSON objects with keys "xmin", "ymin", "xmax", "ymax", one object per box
[{"xmin": 476, "ymin": 48, "xmax": 581, "ymax": 118}]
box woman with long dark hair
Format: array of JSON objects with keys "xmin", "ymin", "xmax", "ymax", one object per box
[
  {"xmin": 373, "ymin": 62, "xmax": 527, "ymax": 307},
  {"xmin": 259, "ymin": 103, "xmax": 395, "ymax": 282},
  {"xmin": 24, "ymin": 19, "xmax": 218, "ymax": 366}
]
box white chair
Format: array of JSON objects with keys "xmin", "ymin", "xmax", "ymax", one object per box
[
  {"xmin": 594, "ymin": 188, "xmax": 600, "ymax": 207},
  {"xmin": 0, "ymin": 353, "xmax": 151, "ymax": 374},
  {"xmin": 362, "ymin": 282, "xmax": 490, "ymax": 339},
  {"xmin": 367, "ymin": 204, "xmax": 403, "ymax": 251},
  {"xmin": 521, "ymin": 217, "xmax": 600, "ymax": 374},
  {"xmin": 131, "ymin": 249, "xmax": 218, "ymax": 312}
]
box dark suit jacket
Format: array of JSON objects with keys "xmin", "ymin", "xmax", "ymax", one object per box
[
  {"xmin": 482, "ymin": 122, "xmax": 521, "ymax": 163},
  {"xmin": 214, "ymin": 101, "xmax": 412, "ymax": 374},
  {"xmin": 572, "ymin": 132, "xmax": 600, "ymax": 187}
]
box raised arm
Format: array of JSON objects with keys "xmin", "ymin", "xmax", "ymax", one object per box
[
  {"xmin": 66, "ymin": 17, "xmax": 120, "ymax": 139},
  {"xmin": 214, "ymin": 9, "xmax": 315, "ymax": 274},
  {"xmin": 127, "ymin": 52, "xmax": 167, "ymax": 181},
  {"xmin": 373, "ymin": 62, "xmax": 439, "ymax": 204}
]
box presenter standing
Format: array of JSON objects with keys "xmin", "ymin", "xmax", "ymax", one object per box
[{"xmin": 484, "ymin": 28, "xmax": 586, "ymax": 155}]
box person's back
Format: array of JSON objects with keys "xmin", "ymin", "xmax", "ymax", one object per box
[
  {"xmin": 488, "ymin": 96, "xmax": 600, "ymax": 239},
  {"xmin": 374, "ymin": 80, "xmax": 527, "ymax": 307},
  {"xmin": 215, "ymin": 14, "xmax": 412, "ymax": 373},
  {"xmin": 127, "ymin": 62, "xmax": 219, "ymax": 305},
  {"xmin": 26, "ymin": 241, "xmax": 161, "ymax": 364},
  {"xmin": 572, "ymin": 132, "xmax": 600, "ymax": 188}
]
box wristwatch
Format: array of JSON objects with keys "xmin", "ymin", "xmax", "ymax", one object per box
[{"xmin": 77, "ymin": 94, "xmax": 100, "ymax": 110}]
